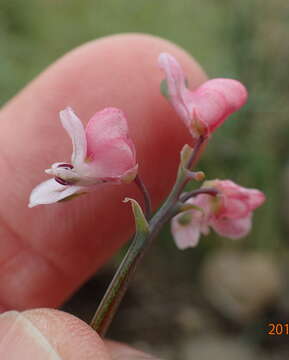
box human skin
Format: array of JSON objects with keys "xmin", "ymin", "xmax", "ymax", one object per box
[{"xmin": 0, "ymin": 34, "xmax": 206, "ymax": 358}]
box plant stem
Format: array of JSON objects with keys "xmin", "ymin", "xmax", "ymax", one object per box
[
  {"xmin": 179, "ymin": 187, "xmax": 219, "ymax": 203},
  {"xmin": 187, "ymin": 135, "xmax": 206, "ymax": 169},
  {"xmin": 134, "ymin": 175, "xmax": 152, "ymax": 219},
  {"xmin": 90, "ymin": 137, "xmax": 206, "ymax": 337},
  {"xmin": 90, "ymin": 228, "xmax": 148, "ymax": 336}
]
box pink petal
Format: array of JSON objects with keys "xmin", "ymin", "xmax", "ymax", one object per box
[
  {"xmin": 221, "ymin": 197, "xmax": 250, "ymax": 219},
  {"xmin": 193, "ymin": 194, "xmax": 213, "ymax": 216},
  {"xmin": 198, "ymin": 78, "xmax": 248, "ymax": 114},
  {"xmin": 87, "ymin": 138, "xmax": 136, "ymax": 178},
  {"xmin": 28, "ymin": 179, "xmax": 85, "ymax": 208},
  {"xmin": 191, "ymin": 78, "xmax": 248, "ymax": 133},
  {"xmin": 212, "ymin": 179, "xmax": 249, "ymax": 198},
  {"xmin": 171, "ymin": 211, "xmax": 203, "ymax": 249},
  {"xmin": 159, "ymin": 54, "xmax": 248, "ymax": 138},
  {"xmin": 211, "ymin": 215, "xmax": 252, "ymax": 239},
  {"xmin": 246, "ymin": 189, "xmax": 266, "ymax": 210},
  {"xmin": 85, "ymin": 108, "xmax": 136, "ymax": 178},
  {"xmin": 158, "ymin": 53, "xmax": 192, "ymax": 128},
  {"xmin": 59, "ymin": 107, "xmax": 87, "ymax": 166},
  {"xmin": 211, "ymin": 180, "xmax": 265, "ymax": 218},
  {"xmin": 86, "ymin": 107, "xmax": 129, "ymax": 147}
]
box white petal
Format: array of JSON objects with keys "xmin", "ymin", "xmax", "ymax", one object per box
[
  {"xmin": 45, "ymin": 165, "xmax": 77, "ymax": 183},
  {"xmin": 158, "ymin": 53, "xmax": 192, "ymax": 127},
  {"xmin": 171, "ymin": 211, "xmax": 202, "ymax": 250},
  {"xmin": 28, "ymin": 179, "xmax": 85, "ymax": 208},
  {"xmin": 59, "ymin": 107, "xmax": 87, "ymax": 166}
]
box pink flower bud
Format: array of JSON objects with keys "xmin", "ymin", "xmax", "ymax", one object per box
[
  {"xmin": 29, "ymin": 107, "xmax": 138, "ymax": 207},
  {"xmin": 171, "ymin": 180, "xmax": 265, "ymax": 249},
  {"xmin": 159, "ymin": 53, "xmax": 248, "ymax": 140},
  {"xmin": 206, "ymin": 180, "xmax": 265, "ymax": 239}
]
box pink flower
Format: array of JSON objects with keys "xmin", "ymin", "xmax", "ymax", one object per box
[
  {"xmin": 29, "ymin": 107, "xmax": 138, "ymax": 207},
  {"xmin": 171, "ymin": 180, "xmax": 265, "ymax": 249},
  {"xmin": 158, "ymin": 53, "xmax": 248, "ymax": 140}
]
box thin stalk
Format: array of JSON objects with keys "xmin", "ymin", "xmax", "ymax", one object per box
[
  {"xmin": 187, "ymin": 135, "xmax": 206, "ymax": 169},
  {"xmin": 90, "ymin": 137, "xmax": 206, "ymax": 337},
  {"xmin": 179, "ymin": 187, "xmax": 219, "ymax": 203},
  {"xmin": 90, "ymin": 206, "xmax": 175, "ymax": 337},
  {"xmin": 150, "ymin": 137, "xmax": 205, "ymax": 228},
  {"xmin": 90, "ymin": 229, "xmax": 148, "ymax": 335},
  {"xmin": 134, "ymin": 175, "xmax": 152, "ymax": 219}
]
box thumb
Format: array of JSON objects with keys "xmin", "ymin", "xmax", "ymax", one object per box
[{"xmin": 0, "ymin": 309, "xmax": 158, "ymax": 359}]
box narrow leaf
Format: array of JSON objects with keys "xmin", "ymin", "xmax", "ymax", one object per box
[{"xmin": 124, "ymin": 198, "xmax": 149, "ymax": 233}]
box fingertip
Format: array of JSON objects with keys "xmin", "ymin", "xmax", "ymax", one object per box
[
  {"xmin": 22, "ymin": 309, "xmax": 110, "ymax": 360},
  {"xmin": 0, "ymin": 309, "xmax": 159, "ymax": 360}
]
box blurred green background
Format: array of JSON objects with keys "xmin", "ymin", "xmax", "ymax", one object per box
[{"xmin": 1, "ymin": 0, "xmax": 289, "ymax": 359}]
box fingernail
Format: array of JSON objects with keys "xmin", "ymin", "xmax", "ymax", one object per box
[{"xmin": 0, "ymin": 311, "xmax": 61, "ymax": 360}]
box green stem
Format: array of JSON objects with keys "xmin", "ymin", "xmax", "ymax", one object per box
[
  {"xmin": 90, "ymin": 228, "xmax": 148, "ymax": 335},
  {"xmin": 150, "ymin": 136, "xmax": 206, "ymax": 228},
  {"xmin": 90, "ymin": 137, "xmax": 206, "ymax": 337}
]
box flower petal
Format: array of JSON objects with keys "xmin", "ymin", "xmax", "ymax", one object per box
[
  {"xmin": 59, "ymin": 107, "xmax": 87, "ymax": 166},
  {"xmin": 191, "ymin": 78, "xmax": 248, "ymax": 133},
  {"xmin": 246, "ymin": 189, "xmax": 266, "ymax": 210},
  {"xmin": 84, "ymin": 108, "xmax": 137, "ymax": 178},
  {"xmin": 221, "ymin": 198, "xmax": 250, "ymax": 219},
  {"xmin": 171, "ymin": 210, "xmax": 203, "ymax": 249},
  {"xmin": 86, "ymin": 107, "xmax": 129, "ymax": 145},
  {"xmin": 28, "ymin": 179, "xmax": 85, "ymax": 208},
  {"xmin": 88, "ymin": 139, "xmax": 136, "ymax": 177},
  {"xmin": 200, "ymin": 78, "xmax": 248, "ymax": 114},
  {"xmin": 159, "ymin": 54, "xmax": 248, "ymax": 138},
  {"xmin": 158, "ymin": 53, "xmax": 192, "ymax": 128},
  {"xmin": 211, "ymin": 215, "xmax": 252, "ymax": 239},
  {"xmin": 209, "ymin": 180, "xmax": 265, "ymax": 218}
]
